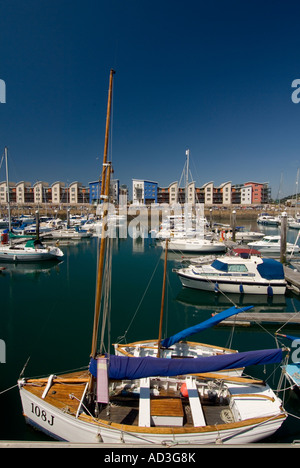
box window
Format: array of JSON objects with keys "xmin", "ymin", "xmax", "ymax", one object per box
[{"xmin": 228, "ymin": 264, "xmax": 248, "ymax": 272}]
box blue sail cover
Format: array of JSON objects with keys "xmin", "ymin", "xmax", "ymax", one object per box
[
  {"xmin": 278, "ymin": 333, "xmax": 300, "ymax": 342},
  {"xmin": 256, "ymin": 258, "xmax": 285, "ymax": 280},
  {"xmin": 160, "ymin": 305, "xmax": 253, "ymax": 349},
  {"xmin": 89, "ymin": 348, "xmax": 282, "ymax": 380}
]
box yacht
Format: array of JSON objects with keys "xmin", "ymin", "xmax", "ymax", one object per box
[
  {"xmin": 248, "ymin": 235, "xmax": 300, "ymax": 254},
  {"xmin": 175, "ymin": 251, "xmax": 287, "ymax": 295}
]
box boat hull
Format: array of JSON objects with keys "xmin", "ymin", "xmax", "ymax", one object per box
[
  {"xmin": 0, "ymin": 244, "xmax": 63, "ymax": 262},
  {"xmin": 19, "ymin": 381, "xmax": 286, "ymax": 445},
  {"xmin": 162, "ymin": 240, "xmax": 226, "ymax": 253},
  {"xmin": 177, "ymin": 271, "xmax": 286, "ymax": 295},
  {"xmin": 50, "ymin": 231, "xmax": 92, "ymax": 240}
]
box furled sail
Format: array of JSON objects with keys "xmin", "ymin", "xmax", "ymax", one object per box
[
  {"xmin": 160, "ymin": 305, "xmax": 253, "ymax": 349},
  {"xmin": 276, "ymin": 333, "xmax": 300, "ymax": 342},
  {"xmin": 89, "ymin": 348, "xmax": 283, "ymax": 380}
]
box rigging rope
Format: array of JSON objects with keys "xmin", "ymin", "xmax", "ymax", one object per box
[
  {"xmin": 115, "ymin": 253, "xmax": 162, "ymax": 344},
  {"xmin": 0, "ymin": 383, "xmax": 18, "ymax": 395}
]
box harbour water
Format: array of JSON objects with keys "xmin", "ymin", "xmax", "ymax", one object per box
[{"xmin": 1, "ymin": 220, "xmax": 300, "ymax": 443}]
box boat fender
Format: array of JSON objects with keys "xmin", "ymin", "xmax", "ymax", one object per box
[
  {"xmin": 267, "ymin": 285, "xmax": 273, "ymax": 297},
  {"xmin": 180, "ymin": 383, "xmax": 188, "ymax": 398},
  {"xmin": 214, "ymin": 282, "xmax": 219, "ymax": 292},
  {"xmin": 239, "ymin": 284, "xmax": 244, "ymax": 293}
]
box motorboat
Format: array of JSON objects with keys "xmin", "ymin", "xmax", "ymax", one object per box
[
  {"xmin": 248, "ymin": 235, "xmax": 300, "ymax": 254},
  {"xmin": 288, "ymin": 215, "xmax": 300, "ymax": 229},
  {"xmin": 233, "ymin": 227, "xmax": 265, "ymax": 242},
  {"xmin": 175, "ymin": 250, "xmax": 287, "ymax": 295},
  {"xmin": 49, "ymin": 226, "xmax": 92, "ymax": 240},
  {"xmin": 161, "ymin": 237, "xmax": 226, "ymax": 253},
  {"xmin": 257, "ymin": 214, "xmax": 280, "ymax": 226}
]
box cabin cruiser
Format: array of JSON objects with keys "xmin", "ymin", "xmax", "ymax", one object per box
[
  {"xmin": 257, "ymin": 214, "xmax": 280, "ymax": 226},
  {"xmin": 248, "ymin": 235, "xmax": 300, "ymax": 254},
  {"xmin": 175, "ymin": 250, "xmax": 287, "ymax": 295}
]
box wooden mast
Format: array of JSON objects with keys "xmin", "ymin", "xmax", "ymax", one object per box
[
  {"xmin": 4, "ymin": 147, "xmax": 11, "ymax": 233},
  {"xmin": 157, "ymin": 238, "xmax": 168, "ymax": 357},
  {"xmin": 100, "ymin": 69, "xmax": 115, "ymax": 197},
  {"xmin": 90, "ymin": 69, "xmax": 115, "ymax": 360}
]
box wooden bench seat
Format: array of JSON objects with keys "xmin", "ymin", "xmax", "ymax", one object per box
[{"xmin": 185, "ymin": 376, "xmax": 206, "ymax": 427}]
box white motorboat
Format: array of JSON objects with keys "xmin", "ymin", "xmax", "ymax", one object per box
[
  {"xmin": 257, "ymin": 214, "xmax": 280, "ymax": 226},
  {"xmin": 234, "ymin": 227, "xmax": 265, "ymax": 242},
  {"xmin": 288, "ymin": 221, "xmax": 300, "ymax": 229},
  {"xmin": 288, "ymin": 215, "xmax": 300, "ymax": 229},
  {"xmin": 248, "ymin": 235, "xmax": 300, "ymax": 254},
  {"xmin": 175, "ymin": 251, "xmax": 287, "ymax": 295},
  {"xmin": 161, "ymin": 237, "xmax": 226, "ymax": 253},
  {"xmin": 50, "ymin": 226, "xmax": 92, "ymax": 240}
]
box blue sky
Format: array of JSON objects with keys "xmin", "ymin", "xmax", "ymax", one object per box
[{"xmin": 1, "ymin": 0, "xmax": 300, "ymax": 200}]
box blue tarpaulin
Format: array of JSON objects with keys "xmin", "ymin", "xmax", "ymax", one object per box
[
  {"xmin": 160, "ymin": 305, "xmax": 253, "ymax": 349},
  {"xmin": 211, "ymin": 259, "xmax": 229, "ymax": 271},
  {"xmin": 256, "ymin": 258, "xmax": 285, "ymax": 280},
  {"xmin": 89, "ymin": 348, "xmax": 283, "ymax": 380}
]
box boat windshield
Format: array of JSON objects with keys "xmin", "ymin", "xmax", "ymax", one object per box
[{"xmin": 211, "ymin": 260, "xmax": 248, "ymax": 272}]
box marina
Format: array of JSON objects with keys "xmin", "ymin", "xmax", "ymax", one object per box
[
  {"xmin": 1, "ymin": 218, "xmax": 300, "ymax": 444},
  {"xmin": 1, "ymin": 72, "xmax": 300, "ymax": 445}
]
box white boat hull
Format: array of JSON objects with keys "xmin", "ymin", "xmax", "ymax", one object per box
[
  {"xmin": 50, "ymin": 230, "xmax": 92, "ymax": 240},
  {"xmin": 248, "ymin": 236, "xmax": 300, "ymax": 254},
  {"xmin": 0, "ymin": 246, "xmax": 63, "ymax": 262},
  {"xmin": 177, "ymin": 272, "xmax": 286, "ymax": 295},
  {"xmin": 235, "ymin": 232, "xmax": 265, "ymax": 241},
  {"xmin": 289, "ymin": 222, "xmax": 300, "ymax": 230},
  {"xmin": 19, "ymin": 381, "xmax": 286, "ymax": 445},
  {"xmin": 248, "ymin": 245, "xmax": 299, "ymax": 254},
  {"xmin": 162, "ymin": 239, "xmax": 226, "ymax": 253}
]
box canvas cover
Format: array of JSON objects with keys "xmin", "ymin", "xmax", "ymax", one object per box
[{"xmin": 89, "ymin": 348, "xmax": 283, "ymax": 380}]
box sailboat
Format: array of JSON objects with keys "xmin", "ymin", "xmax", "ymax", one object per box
[
  {"xmin": 114, "ymin": 307, "xmax": 251, "ymax": 357},
  {"xmin": 158, "ymin": 151, "xmax": 227, "ymax": 253},
  {"xmin": 0, "ymin": 148, "xmax": 64, "ymax": 262},
  {"xmin": 0, "ymin": 238, "xmax": 64, "ymax": 262},
  {"xmin": 18, "ymin": 70, "xmax": 287, "ymax": 445}
]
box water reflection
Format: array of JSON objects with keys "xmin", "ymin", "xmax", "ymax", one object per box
[{"xmin": 0, "ymin": 260, "xmax": 63, "ymax": 277}]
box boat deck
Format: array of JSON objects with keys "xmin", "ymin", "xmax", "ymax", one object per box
[
  {"xmin": 99, "ymin": 392, "xmax": 231, "ymax": 428},
  {"xmin": 21, "ymin": 370, "xmax": 232, "ymax": 429}
]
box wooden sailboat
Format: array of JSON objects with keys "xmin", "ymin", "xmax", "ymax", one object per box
[{"xmin": 18, "ymin": 70, "xmax": 287, "ymax": 445}]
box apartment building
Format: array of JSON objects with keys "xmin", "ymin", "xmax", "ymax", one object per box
[
  {"xmin": 132, "ymin": 179, "xmax": 158, "ymax": 205},
  {"xmin": 0, "ymin": 180, "xmax": 90, "ymax": 206},
  {"xmin": 135, "ymin": 179, "xmax": 270, "ymax": 206},
  {"xmin": 89, "ymin": 179, "xmax": 121, "ymax": 205}
]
